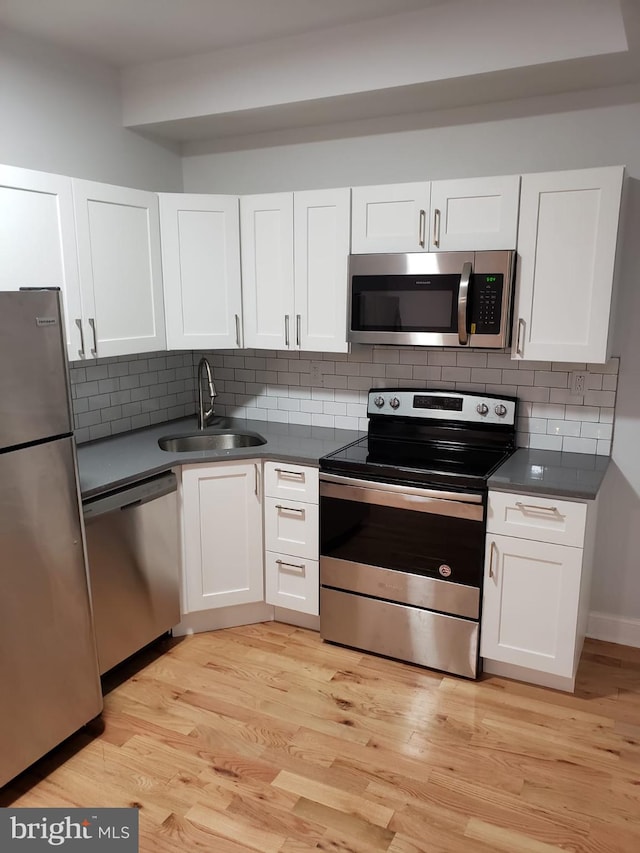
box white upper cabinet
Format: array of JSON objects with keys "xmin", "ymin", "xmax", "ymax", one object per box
[
  {"xmin": 242, "ymin": 189, "xmax": 351, "ymax": 352},
  {"xmin": 241, "ymin": 193, "xmax": 295, "ymax": 350},
  {"xmin": 294, "ymin": 188, "xmax": 350, "ymax": 353},
  {"xmin": 512, "ymin": 166, "xmax": 624, "ymax": 364},
  {"xmin": 73, "ymin": 179, "xmax": 166, "ymax": 358},
  {"xmin": 429, "ymin": 175, "xmax": 520, "ymax": 251},
  {"xmin": 351, "ymin": 182, "xmax": 430, "ymax": 253},
  {"xmin": 351, "ymin": 176, "xmax": 519, "ymax": 254},
  {"xmin": 0, "ymin": 165, "xmax": 83, "ymax": 361},
  {"xmin": 159, "ymin": 193, "xmax": 242, "ymax": 350}
]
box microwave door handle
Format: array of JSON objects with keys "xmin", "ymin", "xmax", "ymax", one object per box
[{"xmin": 458, "ymin": 261, "xmax": 472, "ymax": 345}]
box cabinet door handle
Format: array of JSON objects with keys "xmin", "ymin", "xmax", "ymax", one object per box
[
  {"xmin": 516, "ymin": 318, "xmax": 525, "ymax": 357},
  {"xmin": 276, "ymin": 559, "xmax": 306, "ymax": 571},
  {"xmin": 515, "ymin": 501, "xmax": 559, "ymax": 514},
  {"xmin": 275, "ymin": 504, "xmax": 305, "ymax": 514},
  {"xmin": 274, "ymin": 468, "xmax": 305, "ymax": 479},
  {"xmin": 284, "ymin": 314, "xmax": 290, "ymax": 348},
  {"xmin": 433, "ymin": 208, "xmax": 441, "ymax": 248},
  {"xmin": 488, "ymin": 541, "xmax": 497, "ymax": 580},
  {"xmin": 235, "ymin": 314, "xmax": 242, "ymax": 348},
  {"xmin": 296, "ymin": 313, "xmax": 301, "ymax": 348},
  {"xmin": 254, "ymin": 463, "xmax": 261, "ymax": 497},
  {"xmin": 418, "ymin": 209, "xmax": 426, "ymax": 248},
  {"xmin": 75, "ymin": 318, "xmax": 86, "ymax": 359},
  {"xmin": 88, "ymin": 317, "xmax": 98, "ymax": 357}
]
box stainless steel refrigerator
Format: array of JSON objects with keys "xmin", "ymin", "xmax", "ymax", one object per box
[{"xmin": 0, "ymin": 289, "xmax": 102, "ymax": 788}]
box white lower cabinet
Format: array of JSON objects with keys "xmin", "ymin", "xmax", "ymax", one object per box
[
  {"xmin": 264, "ymin": 462, "xmax": 319, "ymax": 615},
  {"xmin": 481, "ymin": 490, "xmax": 596, "ymax": 691},
  {"xmin": 181, "ymin": 462, "xmax": 263, "ymax": 612}
]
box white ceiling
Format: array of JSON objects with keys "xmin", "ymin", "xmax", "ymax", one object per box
[
  {"xmin": 0, "ymin": 0, "xmax": 443, "ymax": 66},
  {"xmin": 2, "ymin": 0, "xmax": 639, "ymax": 144}
]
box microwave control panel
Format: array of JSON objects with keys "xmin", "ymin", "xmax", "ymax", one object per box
[{"xmin": 469, "ymin": 274, "xmax": 504, "ymax": 334}]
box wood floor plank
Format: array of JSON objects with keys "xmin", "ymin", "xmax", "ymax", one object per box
[{"xmin": 3, "ymin": 624, "xmax": 640, "ymax": 853}]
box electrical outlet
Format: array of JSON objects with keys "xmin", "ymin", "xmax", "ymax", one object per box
[
  {"xmin": 310, "ymin": 361, "xmax": 324, "ymax": 386},
  {"xmin": 570, "ymin": 371, "xmax": 587, "ymax": 395}
]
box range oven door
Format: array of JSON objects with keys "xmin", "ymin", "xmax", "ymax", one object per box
[{"xmin": 319, "ymin": 472, "xmax": 486, "ymax": 678}]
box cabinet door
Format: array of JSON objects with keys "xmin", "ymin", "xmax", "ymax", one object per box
[
  {"xmin": 0, "ymin": 165, "xmax": 83, "ymax": 361},
  {"xmin": 429, "ymin": 175, "xmax": 520, "ymax": 251},
  {"xmin": 351, "ymin": 182, "xmax": 431, "ymax": 253},
  {"xmin": 512, "ymin": 166, "xmax": 623, "ymax": 363},
  {"xmin": 159, "ymin": 193, "xmax": 242, "ymax": 350},
  {"xmin": 181, "ymin": 462, "xmax": 263, "ymax": 612},
  {"xmin": 481, "ymin": 533, "xmax": 582, "ymax": 677},
  {"xmin": 73, "ymin": 179, "xmax": 166, "ymax": 357},
  {"xmin": 294, "ymin": 188, "xmax": 350, "ymax": 353},
  {"xmin": 241, "ymin": 193, "xmax": 294, "ymax": 349},
  {"xmin": 265, "ymin": 552, "xmax": 319, "ymax": 615}
]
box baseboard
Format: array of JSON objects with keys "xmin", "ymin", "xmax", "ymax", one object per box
[
  {"xmin": 481, "ymin": 659, "xmax": 576, "ymax": 693},
  {"xmin": 172, "ymin": 602, "xmax": 275, "ymax": 636},
  {"xmin": 587, "ymin": 611, "xmax": 640, "ymax": 648},
  {"xmin": 273, "ymin": 607, "xmax": 320, "ymax": 631}
]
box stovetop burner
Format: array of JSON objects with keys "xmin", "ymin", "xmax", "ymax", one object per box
[{"xmin": 320, "ymin": 388, "xmax": 518, "ymax": 492}]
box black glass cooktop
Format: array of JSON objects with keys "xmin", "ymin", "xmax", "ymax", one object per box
[{"xmin": 320, "ymin": 436, "xmax": 514, "ymax": 492}]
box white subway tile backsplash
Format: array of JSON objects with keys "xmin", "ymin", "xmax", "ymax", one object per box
[
  {"xmin": 528, "ymin": 434, "xmax": 563, "ymax": 451},
  {"xmin": 562, "ymin": 436, "xmax": 598, "ymax": 454},
  {"xmin": 70, "ymin": 346, "xmax": 619, "ymax": 456},
  {"xmin": 547, "ymin": 419, "xmax": 581, "ymax": 437},
  {"xmin": 565, "ymin": 405, "xmax": 599, "ymax": 422},
  {"xmin": 534, "ymin": 370, "xmax": 568, "ymax": 388},
  {"xmin": 580, "ymin": 422, "xmax": 613, "ymax": 440}
]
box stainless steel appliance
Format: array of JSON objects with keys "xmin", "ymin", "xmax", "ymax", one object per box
[
  {"xmin": 0, "ymin": 289, "xmax": 102, "ymax": 787},
  {"xmin": 83, "ymin": 473, "xmax": 180, "ymax": 675},
  {"xmin": 348, "ymin": 250, "xmax": 515, "ymax": 348},
  {"xmin": 319, "ymin": 388, "xmax": 517, "ymax": 678}
]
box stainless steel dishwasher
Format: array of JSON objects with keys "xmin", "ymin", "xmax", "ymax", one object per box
[{"xmin": 82, "ymin": 472, "xmax": 180, "ymax": 675}]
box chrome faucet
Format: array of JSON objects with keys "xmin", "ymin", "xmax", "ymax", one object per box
[{"xmin": 197, "ymin": 357, "xmax": 217, "ymax": 430}]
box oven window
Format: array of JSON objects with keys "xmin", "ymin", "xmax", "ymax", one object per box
[
  {"xmin": 351, "ymin": 275, "xmax": 458, "ymax": 332},
  {"xmin": 320, "ymin": 494, "xmax": 484, "ymax": 587}
]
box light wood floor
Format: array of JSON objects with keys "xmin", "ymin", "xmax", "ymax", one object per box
[{"xmin": 2, "ymin": 624, "xmax": 640, "ymax": 852}]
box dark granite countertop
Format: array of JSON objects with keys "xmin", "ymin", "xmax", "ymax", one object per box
[
  {"xmin": 77, "ymin": 416, "xmax": 363, "ymax": 500},
  {"xmin": 488, "ymin": 448, "xmax": 610, "ymax": 501}
]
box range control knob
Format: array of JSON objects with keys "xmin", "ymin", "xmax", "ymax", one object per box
[
  {"xmin": 495, "ymin": 404, "xmax": 508, "ymax": 417},
  {"xmin": 476, "ymin": 403, "xmax": 489, "ymax": 416},
  {"xmin": 389, "ymin": 396, "xmax": 401, "ymax": 410},
  {"xmin": 373, "ymin": 395, "xmax": 385, "ymax": 409}
]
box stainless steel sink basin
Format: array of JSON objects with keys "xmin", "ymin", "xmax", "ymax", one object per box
[{"xmin": 158, "ymin": 430, "xmax": 267, "ymax": 452}]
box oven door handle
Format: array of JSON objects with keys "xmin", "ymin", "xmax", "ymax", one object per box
[
  {"xmin": 320, "ymin": 474, "xmax": 484, "ymax": 520},
  {"xmin": 458, "ymin": 260, "xmax": 472, "ymax": 345}
]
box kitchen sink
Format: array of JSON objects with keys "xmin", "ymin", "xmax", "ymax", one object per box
[{"xmin": 158, "ymin": 430, "xmax": 267, "ymax": 452}]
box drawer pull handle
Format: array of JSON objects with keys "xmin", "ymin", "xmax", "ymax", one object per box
[
  {"xmin": 489, "ymin": 541, "xmax": 497, "ymax": 580},
  {"xmin": 515, "ymin": 501, "xmax": 559, "ymax": 514},
  {"xmin": 275, "ymin": 504, "xmax": 305, "ymax": 514},
  {"xmin": 276, "ymin": 559, "xmax": 305, "ymax": 571},
  {"xmin": 274, "ymin": 468, "xmax": 305, "ymax": 479}
]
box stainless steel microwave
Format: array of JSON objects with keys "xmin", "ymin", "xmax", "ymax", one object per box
[{"xmin": 348, "ymin": 250, "xmax": 516, "ymax": 348}]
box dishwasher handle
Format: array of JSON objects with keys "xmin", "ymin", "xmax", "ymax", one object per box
[{"xmin": 82, "ymin": 472, "xmax": 177, "ymax": 519}]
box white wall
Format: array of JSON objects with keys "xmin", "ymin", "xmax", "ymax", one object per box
[
  {"xmin": 0, "ymin": 28, "xmax": 182, "ymax": 191},
  {"xmin": 183, "ymin": 89, "xmax": 640, "ymax": 638}
]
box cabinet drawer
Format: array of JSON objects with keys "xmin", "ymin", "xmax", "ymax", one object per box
[
  {"xmin": 264, "ymin": 497, "xmax": 319, "ymax": 560},
  {"xmin": 487, "ymin": 491, "xmax": 587, "ymax": 547},
  {"xmin": 265, "ymin": 551, "xmax": 319, "ymax": 615},
  {"xmin": 264, "ymin": 461, "xmax": 318, "ymax": 503}
]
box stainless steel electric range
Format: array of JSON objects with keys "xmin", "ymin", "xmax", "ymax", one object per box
[{"xmin": 319, "ymin": 388, "xmax": 517, "ymax": 679}]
